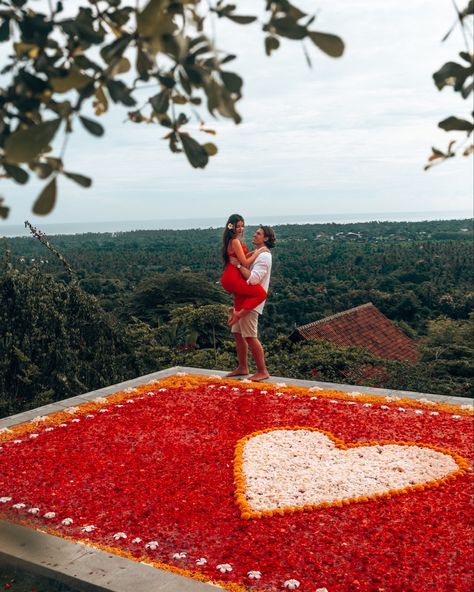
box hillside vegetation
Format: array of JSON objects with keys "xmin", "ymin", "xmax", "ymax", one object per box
[{"xmin": 1, "ymin": 219, "xmax": 473, "ymax": 416}]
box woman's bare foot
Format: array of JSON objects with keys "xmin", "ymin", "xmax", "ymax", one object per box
[
  {"xmin": 249, "ymin": 373, "xmax": 270, "ymax": 382},
  {"xmin": 225, "ymin": 368, "xmax": 249, "ymax": 377}
]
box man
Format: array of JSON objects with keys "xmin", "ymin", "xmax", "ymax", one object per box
[{"xmin": 226, "ymin": 225, "xmax": 276, "ymax": 382}]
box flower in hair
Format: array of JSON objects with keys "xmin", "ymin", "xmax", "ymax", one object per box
[{"xmin": 227, "ymin": 223, "xmax": 234, "ymax": 230}]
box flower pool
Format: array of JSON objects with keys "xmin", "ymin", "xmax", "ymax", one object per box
[{"xmin": 0, "ymin": 373, "xmax": 472, "ymax": 592}]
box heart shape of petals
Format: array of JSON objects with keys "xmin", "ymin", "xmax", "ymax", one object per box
[{"xmin": 234, "ymin": 427, "xmax": 468, "ymax": 519}]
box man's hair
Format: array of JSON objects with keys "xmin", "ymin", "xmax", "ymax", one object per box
[{"xmin": 260, "ymin": 225, "xmax": 276, "ymax": 249}]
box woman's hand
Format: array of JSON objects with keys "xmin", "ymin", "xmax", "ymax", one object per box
[
  {"xmin": 256, "ymin": 246, "xmax": 270, "ymax": 254},
  {"xmin": 229, "ymin": 256, "xmax": 240, "ymax": 266}
]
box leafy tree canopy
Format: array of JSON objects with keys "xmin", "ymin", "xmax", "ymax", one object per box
[
  {"xmin": 0, "ymin": 0, "xmax": 472, "ymax": 219},
  {"xmin": 127, "ymin": 270, "xmax": 226, "ymax": 323},
  {"xmin": 0, "ymin": 0, "xmax": 344, "ymax": 218}
]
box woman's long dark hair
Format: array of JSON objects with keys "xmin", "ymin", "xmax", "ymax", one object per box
[{"xmin": 221, "ymin": 214, "xmax": 244, "ymax": 266}]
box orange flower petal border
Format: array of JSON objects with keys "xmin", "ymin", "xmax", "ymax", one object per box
[{"xmin": 0, "ymin": 373, "xmax": 472, "ymax": 445}]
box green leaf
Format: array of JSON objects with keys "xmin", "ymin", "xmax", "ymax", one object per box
[
  {"xmin": 433, "ymin": 61, "xmax": 471, "ymax": 91},
  {"xmin": 4, "ymin": 118, "xmax": 61, "ymax": 164},
  {"xmin": 461, "ymin": 81, "xmax": 473, "ymax": 99},
  {"xmin": 459, "ymin": 51, "xmax": 473, "ymax": 64},
  {"xmin": 220, "ymin": 54, "xmax": 237, "ymax": 64},
  {"xmin": 224, "ymin": 14, "xmax": 257, "ymax": 25},
  {"xmin": 288, "ymin": 5, "xmax": 307, "ymax": 20},
  {"xmin": 172, "ymin": 95, "xmax": 187, "ymax": 105},
  {"xmin": 202, "ymin": 142, "xmax": 218, "ymax": 156},
  {"xmin": 309, "ymin": 31, "xmax": 345, "ymax": 58},
  {"xmin": 272, "ymin": 16, "xmax": 307, "ymax": 40},
  {"xmin": 136, "ymin": 48, "xmax": 153, "ymax": 81},
  {"xmin": 106, "ymin": 80, "xmax": 137, "ymax": 106},
  {"xmin": 157, "ymin": 74, "xmax": 176, "ymax": 89},
  {"xmin": 51, "ymin": 67, "xmax": 92, "ymax": 93},
  {"xmin": 3, "ymin": 163, "xmax": 29, "ymax": 184},
  {"xmin": 461, "ymin": 0, "xmax": 474, "ymax": 17},
  {"xmin": 33, "ymin": 177, "xmax": 57, "ymax": 215},
  {"xmin": 100, "ymin": 34, "xmax": 132, "ymax": 64},
  {"xmin": 265, "ymin": 35, "xmax": 280, "ymax": 56},
  {"xmin": 0, "ymin": 197, "xmax": 9, "ymax": 219},
  {"xmin": 137, "ymin": 0, "xmax": 167, "ymax": 37},
  {"xmin": 179, "ymin": 70, "xmax": 192, "ymax": 95},
  {"xmin": 44, "ymin": 157, "xmax": 63, "ymax": 170},
  {"xmin": 137, "ymin": 0, "xmax": 176, "ymax": 55},
  {"xmin": 74, "ymin": 54, "xmax": 102, "ymax": 72},
  {"xmin": 13, "ymin": 41, "xmax": 37, "ymax": 58},
  {"xmin": 438, "ymin": 116, "xmax": 474, "ymax": 132},
  {"xmin": 0, "ymin": 18, "xmax": 10, "ymax": 42},
  {"xmin": 221, "ymin": 71, "xmax": 243, "ymax": 94},
  {"xmin": 179, "ymin": 133, "xmax": 209, "ymax": 168},
  {"xmin": 60, "ymin": 19, "xmax": 104, "ymax": 45},
  {"xmin": 150, "ymin": 91, "xmax": 170, "ymax": 113},
  {"xmin": 63, "ymin": 171, "xmax": 92, "ymax": 187},
  {"xmin": 79, "ymin": 116, "xmax": 105, "ymax": 137},
  {"xmin": 31, "ymin": 162, "xmax": 54, "ymax": 179},
  {"xmin": 111, "ymin": 57, "xmax": 131, "ymax": 75}
]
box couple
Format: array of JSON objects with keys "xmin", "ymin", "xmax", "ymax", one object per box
[{"xmin": 220, "ymin": 214, "xmax": 276, "ymax": 382}]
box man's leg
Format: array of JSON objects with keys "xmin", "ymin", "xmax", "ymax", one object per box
[
  {"xmin": 225, "ymin": 325, "xmax": 249, "ymax": 377},
  {"xmin": 236, "ymin": 311, "xmax": 269, "ymax": 381},
  {"xmin": 245, "ymin": 336, "xmax": 269, "ymax": 381}
]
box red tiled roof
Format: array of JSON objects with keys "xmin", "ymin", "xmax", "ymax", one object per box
[{"xmin": 291, "ymin": 303, "xmax": 418, "ymax": 362}]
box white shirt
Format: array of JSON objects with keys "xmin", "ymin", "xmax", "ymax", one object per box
[{"xmin": 246, "ymin": 251, "xmax": 272, "ymax": 315}]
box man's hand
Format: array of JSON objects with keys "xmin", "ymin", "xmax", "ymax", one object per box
[{"xmin": 229, "ymin": 256, "xmax": 240, "ymax": 266}]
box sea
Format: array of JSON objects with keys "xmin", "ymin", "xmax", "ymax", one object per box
[{"xmin": 1, "ymin": 210, "xmax": 472, "ymax": 238}]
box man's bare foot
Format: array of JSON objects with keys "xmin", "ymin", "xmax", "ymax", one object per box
[
  {"xmin": 248, "ymin": 373, "xmax": 270, "ymax": 382},
  {"xmin": 225, "ymin": 368, "xmax": 249, "ymax": 377}
]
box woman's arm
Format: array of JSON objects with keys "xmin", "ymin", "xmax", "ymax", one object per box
[
  {"xmin": 230, "ymin": 239, "xmax": 266, "ymax": 266},
  {"xmin": 244, "ymin": 247, "xmax": 266, "ymax": 266}
]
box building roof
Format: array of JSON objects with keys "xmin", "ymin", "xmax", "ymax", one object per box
[{"xmin": 290, "ymin": 303, "xmax": 418, "ymax": 362}]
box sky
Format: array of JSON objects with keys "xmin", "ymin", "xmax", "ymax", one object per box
[{"xmin": 1, "ymin": 0, "xmax": 473, "ymax": 226}]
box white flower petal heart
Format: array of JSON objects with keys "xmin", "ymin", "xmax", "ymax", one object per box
[{"xmin": 239, "ymin": 428, "xmax": 463, "ymax": 514}]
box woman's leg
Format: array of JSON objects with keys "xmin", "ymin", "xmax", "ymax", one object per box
[
  {"xmin": 222, "ymin": 266, "xmax": 267, "ymax": 310},
  {"xmin": 232, "ymin": 281, "xmax": 267, "ymax": 311}
]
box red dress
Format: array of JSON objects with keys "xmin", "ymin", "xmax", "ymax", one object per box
[{"xmin": 220, "ymin": 243, "xmax": 267, "ymax": 312}]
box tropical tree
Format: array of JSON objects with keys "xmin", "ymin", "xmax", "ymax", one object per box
[
  {"xmin": 168, "ymin": 303, "xmax": 228, "ymax": 365},
  {"xmin": 0, "ymin": 248, "xmax": 137, "ymax": 416},
  {"xmin": 126, "ymin": 271, "xmax": 226, "ymax": 324}
]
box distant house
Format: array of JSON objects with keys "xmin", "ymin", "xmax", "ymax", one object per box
[{"xmin": 289, "ymin": 302, "xmax": 418, "ymax": 362}]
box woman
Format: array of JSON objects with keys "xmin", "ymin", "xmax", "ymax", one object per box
[{"xmin": 220, "ymin": 214, "xmax": 268, "ymax": 324}]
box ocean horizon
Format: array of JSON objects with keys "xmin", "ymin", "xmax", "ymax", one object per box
[{"xmin": 1, "ymin": 209, "xmax": 472, "ymax": 238}]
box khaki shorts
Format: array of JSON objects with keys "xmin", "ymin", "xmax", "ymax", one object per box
[{"xmin": 231, "ymin": 310, "xmax": 259, "ymax": 339}]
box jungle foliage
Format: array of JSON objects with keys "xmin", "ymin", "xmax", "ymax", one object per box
[{"xmin": 1, "ymin": 218, "xmax": 473, "ymax": 417}]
